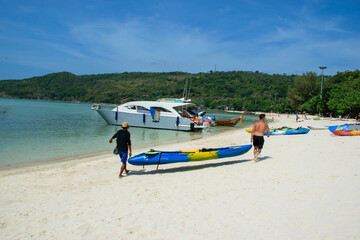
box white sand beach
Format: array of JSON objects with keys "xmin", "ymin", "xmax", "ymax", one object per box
[{"xmin": 1, "ymin": 114, "xmax": 359, "ymax": 240}]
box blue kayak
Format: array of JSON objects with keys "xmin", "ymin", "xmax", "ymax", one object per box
[
  {"xmin": 268, "ymin": 127, "xmax": 310, "ymax": 135},
  {"xmin": 246, "ymin": 127, "xmax": 310, "ymax": 135},
  {"xmin": 128, "ymin": 144, "xmax": 252, "ymax": 166}
]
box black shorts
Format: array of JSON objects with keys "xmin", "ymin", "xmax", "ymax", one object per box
[{"xmin": 253, "ymin": 135, "xmax": 264, "ymax": 149}]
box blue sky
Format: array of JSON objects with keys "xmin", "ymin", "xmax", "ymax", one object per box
[{"xmin": 0, "ymin": 0, "xmax": 359, "ymax": 80}]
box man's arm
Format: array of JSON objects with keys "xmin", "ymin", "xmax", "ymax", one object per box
[
  {"xmin": 109, "ymin": 133, "xmax": 117, "ymax": 143},
  {"xmin": 127, "ymin": 132, "xmax": 132, "ymax": 156},
  {"xmin": 266, "ymin": 124, "xmax": 270, "ymax": 137},
  {"xmin": 251, "ymin": 123, "xmax": 257, "ymax": 141}
]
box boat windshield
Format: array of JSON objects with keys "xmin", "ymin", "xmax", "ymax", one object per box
[
  {"xmin": 150, "ymin": 107, "xmax": 172, "ymax": 113},
  {"xmin": 126, "ymin": 105, "xmax": 137, "ymax": 110},
  {"xmin": 174, "ymin": 106, "xmax": 195, "ymax": 118},
  {"xmin": 136, "ymin": 106, "xmax": 149, "ymax": 111}
]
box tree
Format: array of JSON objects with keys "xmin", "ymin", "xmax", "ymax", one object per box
[
  {"xmin": 325, "ymin": 70, "xmax": 360, "ymax": 116},
  {"xmin": 287, "ymin": 72, "xmax": 320, "ymax": 110}
]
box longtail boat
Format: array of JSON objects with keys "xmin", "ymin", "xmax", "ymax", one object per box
[
  {"xmin": 215, "ymin": 117, "xmax": 242, "ymax": 126},
  {"xmin": 215, "ymin": 111, "xmax": 247, "ymax": 126}
]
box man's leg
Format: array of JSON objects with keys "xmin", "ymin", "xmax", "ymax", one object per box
[
  {"xmin": 119, "ymin": 163, "xmax": 126, "ymax": 178},
  {"xmin": 119, "ymin": 151, "xmax": 128, "ymax": 178},
  {"xmin": 124, "ymin": 163, "xmax": 129, "ymax": 174},
  {"xmin": 254, "ymin": 147, "xmax": 261, "ymax": 162},
  {"xmin": 253, "ymin": 147, "xmax": 257, "ymax": 162}
]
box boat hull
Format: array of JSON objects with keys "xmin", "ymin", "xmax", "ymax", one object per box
[
  {"xmin": 328, "ymin": 124, "xmax": 360, "ymax": 136},
  {"xmin": 97, "ymin": 109, "xmax": 202, "ymax": 131},
  {"xmin": 215, "ymin": 117, "xmax": 241, "ymax": 126},
  {"xmin": 128, "ymin": 144, "xmax": 252, "ymax": 165}
]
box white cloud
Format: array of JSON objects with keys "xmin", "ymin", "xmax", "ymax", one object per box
[{"xmin": 67, "ymin": 18, "xmax": 229, "ymax": 72}]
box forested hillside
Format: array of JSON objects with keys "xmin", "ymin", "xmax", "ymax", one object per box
[
  {"xmin": 0, "ymin": 71, "xmax": 295, "ymax": 112},
  {"xmin": 0, "ymin": 70, "xmax": 359, "ymax": 116}
]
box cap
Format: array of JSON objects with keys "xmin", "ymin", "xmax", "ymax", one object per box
[{"xmin": 122, "ymin": 122, "xmax": 129, "ymax": 128}]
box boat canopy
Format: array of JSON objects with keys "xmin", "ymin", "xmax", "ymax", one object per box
[
  {"xmin": 157, "ymin": 98, "xmax": 191, "ymax": 103},
  {"xmin": 120, "ymin": 101, "xmax": 195, "ymax": 111},
  {"xmin": 122, "ymin": 101, "xmax": 194, "ymax": 108},
  {"xmin": 118, "ymin": 101, "xmax": 197, "ymax": 117}
]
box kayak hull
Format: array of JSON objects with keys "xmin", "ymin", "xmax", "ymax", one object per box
[
  {"xmin": 128, "ymin": 144, "xmax": 252, "ymax": 166},
  {"xmin": 331, "ymin": 130, "xmax": 360, "ymax": 136}
]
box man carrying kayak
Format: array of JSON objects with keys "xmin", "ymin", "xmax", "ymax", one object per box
[
  {"xmin": 109, "ymin": 122, "xmax": 132, "ymax": 178},
  {"xmin": 251, "ymin": 114, "xmax": 270, "ymax": 162}
]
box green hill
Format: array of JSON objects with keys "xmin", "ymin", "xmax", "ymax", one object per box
[{"xmin": 0, "ymin": 70, "xmax": 359, "ymax": 116}]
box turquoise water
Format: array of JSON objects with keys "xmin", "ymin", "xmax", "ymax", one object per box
[{"xmin": 0, "ymin": 98, "xmax": 256, "ymax": 167}]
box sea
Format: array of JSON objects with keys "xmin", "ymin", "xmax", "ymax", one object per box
[{"xmin": 0, "ymin": 98, "xmax": 257, "ymax": 168}]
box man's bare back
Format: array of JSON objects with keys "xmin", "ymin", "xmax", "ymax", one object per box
[{"xmin": 252, "ymin": 120, "xmax": 270, "ymax": 136}]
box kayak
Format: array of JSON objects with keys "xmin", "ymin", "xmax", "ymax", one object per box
[
  {"xmin": 308, "ymin": 126, "xmax": 329, "ymax": 130},
  {"xmin": 246, "ymin": 127, "xmax": 310, "ymax": 135},
  {"xmin": 128, "ymin": 144, "xmax": 252, "ymax": 166},
  {"xmin": 328, "ymin": 124, "xmax": 360, "ymax": 136}
]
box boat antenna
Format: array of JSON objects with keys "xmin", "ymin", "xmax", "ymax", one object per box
[
  {"xmin": 182, "ymin": 79, "xmax": 192, "ymax": 101},
  {"xmin": 187, "ymin": 79, "xmax": 192, "ymax": 101},
  {"xmin": 182, "ymin": 79, "xmax": 187, "ymax": 100}
]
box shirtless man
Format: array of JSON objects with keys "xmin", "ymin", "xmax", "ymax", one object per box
[{"xmin": 251, "ymin": 114, "xmax": 270, "ymax": 162}]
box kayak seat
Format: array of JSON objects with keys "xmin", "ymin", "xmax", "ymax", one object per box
[{"xmin": 201, "ymin": 148, "xmax": 212, "ymax": 152}]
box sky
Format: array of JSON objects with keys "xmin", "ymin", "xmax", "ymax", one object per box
[{"xmin": 0, "ymin": 0, "xmax": 359, "ymax": 80}]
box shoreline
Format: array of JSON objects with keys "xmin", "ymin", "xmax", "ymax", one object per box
[
  {"xmin": 0, "ymin": 121, "xmax": 248, "ymax": 173},
  {"xmin": 1, "ymin": 113, "xmax": 359, "ymax": 239},
  {"xmin": 0, "ymin": 125, "xmax": 246, "ymax": 176},
  {"xmin": 1, "ymin": 113, "xmax": 355, "ymax": 173}
]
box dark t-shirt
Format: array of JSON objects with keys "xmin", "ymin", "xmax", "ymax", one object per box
[{"xmin": 112, "ymin": 129, "xmax": 131, "ymax": 151}]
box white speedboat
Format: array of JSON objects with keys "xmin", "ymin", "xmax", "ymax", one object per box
[{"xmin": 94, "ymin": 100, "xmax": 205, "ymax": 131}]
